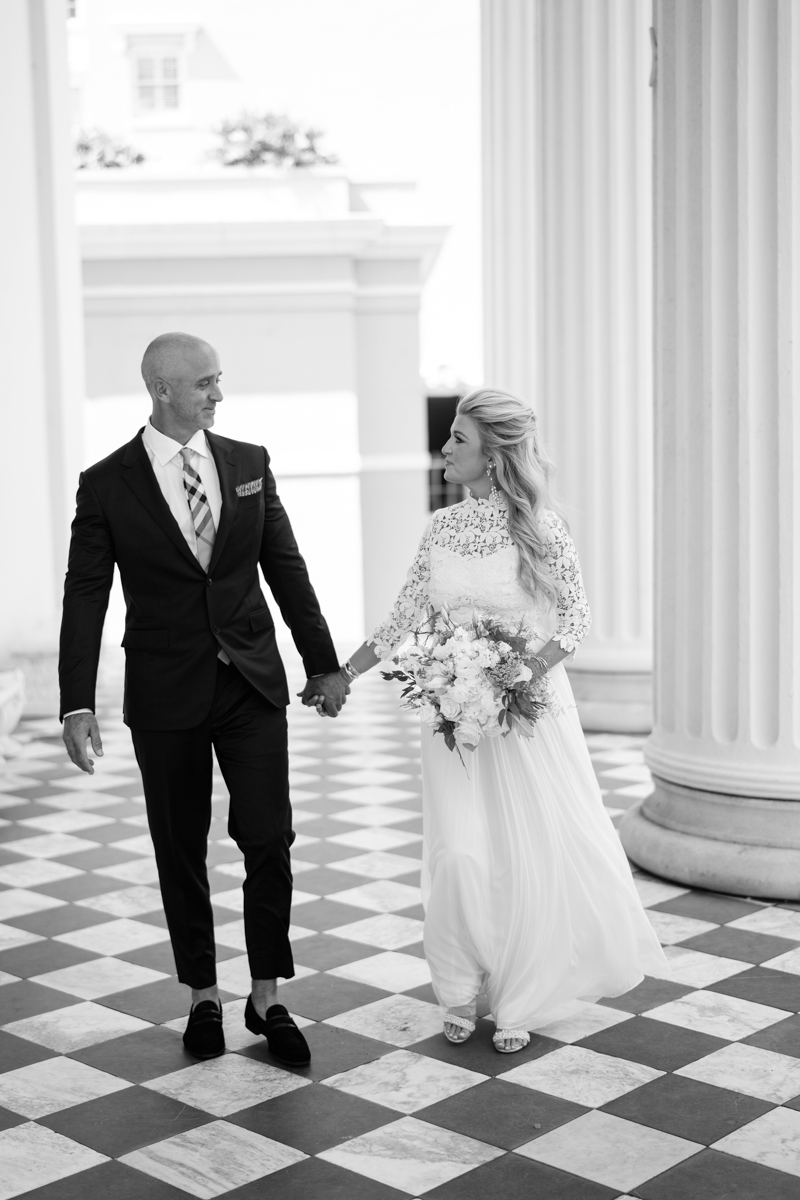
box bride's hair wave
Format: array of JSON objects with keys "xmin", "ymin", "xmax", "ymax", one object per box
[{"xmin": 457, "ymin": 387, "xmax": 564, "ymax": 606}]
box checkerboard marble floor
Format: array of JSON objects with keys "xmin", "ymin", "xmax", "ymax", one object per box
[{"xmin": 2, "ymin": 656, "xmax": 800, "ymax": 1199}]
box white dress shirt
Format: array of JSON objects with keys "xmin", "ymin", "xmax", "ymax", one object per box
[
  {"xmin": 65, "ymin": 421, "xmax": 227, "ymax": 717},
  {"xmin": 141, "ymin": 419, "xmax": 223, "ymax": 554}
]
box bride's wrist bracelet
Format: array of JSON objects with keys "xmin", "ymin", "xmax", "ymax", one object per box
[
  {"xmin": 531, "ymin": 655, "xmax": 549, "ymax": 677},
  {"xmin": 341, "ymin": 660, "xmax": 361, "ymax": 682}
]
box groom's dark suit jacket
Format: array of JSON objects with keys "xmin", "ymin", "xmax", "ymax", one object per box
[{"xmin": 59, "ymin": 428, "xmax": 338, "ymax": 729}]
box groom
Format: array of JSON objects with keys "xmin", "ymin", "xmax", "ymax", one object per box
[{"xmin": 59, "ymin": 332, "xmax": 349, "ymax": 1063}]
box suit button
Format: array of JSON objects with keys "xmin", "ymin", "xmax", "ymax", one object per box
[
  {"xmin": 212, "ymin": 625, "xmax": 220, "ymax": 635},
  {"xmin": 207, "ymin": 578, "xmax": 213, "ymax": 587}
]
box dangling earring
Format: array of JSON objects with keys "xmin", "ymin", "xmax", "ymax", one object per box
[{"xmin": 486, "ymin": 461, "xmax": 500, "ymax": 503}]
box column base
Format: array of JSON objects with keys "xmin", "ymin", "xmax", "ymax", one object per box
[
  {"xmin": 567, "ymin": 668, "xmax": 652, "ymax": 734},
  {"xmin": 619, "ymin": 776, "xmax": 800, "ymax": 900}
]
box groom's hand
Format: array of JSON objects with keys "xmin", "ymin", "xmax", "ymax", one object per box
[
  {"xmin": 63, "ymin": 713, "xmax": 104, "ymax": 774},
  {"xmin": 297, "ymin": 671, "xmax": 350, "ymax": 717}
]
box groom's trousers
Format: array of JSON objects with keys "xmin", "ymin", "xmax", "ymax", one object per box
[{"xmin": 130, "ymin": 659, "xmax": 296, "ymax": 989}]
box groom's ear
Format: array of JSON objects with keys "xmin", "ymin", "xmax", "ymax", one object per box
[{"xmin": 153, "ymin": 377, "xmax": 171, "ymax": 403}]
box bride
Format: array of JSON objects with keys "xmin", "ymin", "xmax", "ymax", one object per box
[{"xmin": 311, "ymin": 388, "xmax": 667, "ymax": 1053}]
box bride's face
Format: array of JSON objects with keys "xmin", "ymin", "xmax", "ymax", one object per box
[{"xmin": 442, "ymin": 414, "xmax": 490, "ymax": 489}]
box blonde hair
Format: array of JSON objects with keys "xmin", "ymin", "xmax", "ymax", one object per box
[{"xmin": 457, "ymin": 387, "xmax": 563, "ymax": 606}]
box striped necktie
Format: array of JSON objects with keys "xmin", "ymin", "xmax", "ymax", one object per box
[{"xmin": 180, "ymin": 447, "xmax": 216, "ymax": 571}]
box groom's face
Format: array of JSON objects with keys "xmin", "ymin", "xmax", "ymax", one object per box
[{"xmin": 167, "ymin": 345, "xmax": 224, "ymax": 433}]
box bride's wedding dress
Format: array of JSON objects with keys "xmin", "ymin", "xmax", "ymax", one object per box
[{"xmin": 372, "ymin": 494, "xmax": 667, "ymax": 1032}]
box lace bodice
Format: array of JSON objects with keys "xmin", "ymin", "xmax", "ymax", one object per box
[{"xmin": 370, "ymin": 496, "xmax": 591, "ymax": 659}]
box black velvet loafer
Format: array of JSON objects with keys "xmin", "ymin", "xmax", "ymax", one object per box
[
  {"xmin": 183, "ymin": 999, "xmax": 225, "ymax": 1059},
  {"xmin": 244, "ymin": 996, "xmax": 311, "ymax": 1066}
]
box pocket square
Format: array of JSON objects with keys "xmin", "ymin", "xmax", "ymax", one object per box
[{"xmin": 236, "ymin": 478, "xmax": 263, "ymax": 497}]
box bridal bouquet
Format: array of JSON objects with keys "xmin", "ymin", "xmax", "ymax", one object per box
[{"xmin": 381, "ymin": 605, "xmax": 555, "ymax": 761}]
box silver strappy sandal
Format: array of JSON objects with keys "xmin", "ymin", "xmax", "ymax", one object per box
[
  {"xmin": 443, "ymin": 1011, "xmax": 477, "ymax": 1043},
  {"xmin": 493, "ymin": 1027, "xmax": 530, "ymax": 1053}
]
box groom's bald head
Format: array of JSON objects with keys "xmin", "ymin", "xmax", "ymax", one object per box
[{"xmin": 141, "ymin": 332, "xmax": 223, "ymax": 443}]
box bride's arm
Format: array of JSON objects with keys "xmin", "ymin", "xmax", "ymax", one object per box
[{"xmin": 527, "ymin": 512, "xmax": 592, "ymax": 679}]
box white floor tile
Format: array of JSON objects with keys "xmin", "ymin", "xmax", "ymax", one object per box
[
  {"xmin": 1, "ymin": 833, "xmax": 101, "ymax": 859},
  {"xmin": 39, "ymin": 791, "xmax": 126, "ymax": 810},
  {"xmin": 597, "ymin": 764, "xmax": 652, "ymax": 783},
  {"xmin": 121, "ymin": 1119, "xmax": 306, "ymax": 1199},
  {"xmin": 499, "ymin": 1045, "xmax": 662, "ymax": 1107},
  {"xmin": 214, "ymin": 953, "xmax": 316, "ymax": 996},
  {"xmin": 761, "ymin": 946, "xmax": 800, "ymax": 975},
  {"xmin": 633, "ymin": 878, "xmax": 691, "ymax": 908},
  {"xmin": 145, "ymin": 1053, "xmax": 311, "ymax": 1116},
  {"xmin": 331, "ymin": 805, "xmax": 420, "ymax": 827},
  {"xmin": 590, "ymin": 749, "xmax": 646, "ymax": 765},
  {"xmin": 327, "ymin": 879, "xmax": 422, "ymax": 913},
  {"xmin": 727, "ymin": 907, "xmax": 800, "ymax": 940},
  {"xmin": 212, "ymin": 861, "xmax": 245, "ymax": 880},
  {"xmin": 4, "ymin": 1000, "xmax": 151, "ymax": 1052},
  {"xmin": 676, "ymin": 1042, "xmax": 800, "ymax": 1103},
  {"xmin": 328, "ymin": 850, "xmax": 421, "ymax": 880},
  {"xmin": 532, "ymin": 1001, "xmax": 634, "ymax": 1043},
  {"xmin": 56, "ymin": 917, "xmax": 169, "ymax": 956},
  {"xmin": 328, "ymin": 913, "xmax": 425, "ymax": 950},
  {"xmin": 646, "ymin": 989, "xmax": 787, "ymax": 1040},
  {"xmin": 210, "ymin": 887, "xmax": 244, "ymax": 911},
  {"xmin": 0, "ymin": 1055, "xmax": 130, "ymax": 1118},
  {"xmin": 329, "ymin": 787, "xmax": 420, "ymax": 806},
  {"xmin": 325, "ymin": 994, "xmax": 443, "ymax": 1047},
  {"xmin": 0, "ymin": 889, "xmax": 65, "ymax": 920},
  {"xmin": 329, "ymin": 770, "xmax": 415, "ymax": 786},
  {"xmin": 0, "ymin": 922, "xmax": 43, "ymax": 952},
  {"xmin": 646, "ymin": 945, "xmax": 749, "ymax": 988},
  {"xmin": 612, "ymin": 782, "xmax": 655, "ymax": 799},
  {"xmin": 712, "ymin": 1106, "xmax": 800, "ymax": 1177},
  {"xmin": 318, "ymin": 1115, "xmax": 503, "ymax": 1194},
  {"xmin": 646, "ymin": 910, "xmax": 719, "ymax": 944},
  {"xmin": 18, "ymin": 810, "xmax": 115, "ymax": 834},
  {"xmin": 93, "ymin": 857, "xmax": 161, "ymax": 884},
  {"xmin": 517, "ymin": 1109, "xmax": 702, "ymax": 1192},
  {"xmin": 75, "ymin": 885, "xmax": 164, "ymax": 918},
  {"xmin": 324, "ymin": 1047, "xmax": 486, "ymax": 1113},
  {"xmin": 31, "ymin": 956, "xmax": 168, "ymax": 1000},
  {"xmin": 47, "ymin": 773, "xmax": 137, "ymax": 791},
  {"xmin": 329, "ymin": 950, "xmax": 431, "ymax": 992},
  {"xmin": 0, "ymin": 1121, "xmax": 108, "ymax": 1200},
  {"xmin": 327, "ymin": 827, "xmax": 423, "ymax": 851}
]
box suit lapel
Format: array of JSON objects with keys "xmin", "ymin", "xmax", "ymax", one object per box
[
  {"xmin": 121, "ymin": 431, "xmax": 205, "ymax": 574},
  {"xmin": 206, "ymin": 432, "xmax": 239, "ymax": 573}
]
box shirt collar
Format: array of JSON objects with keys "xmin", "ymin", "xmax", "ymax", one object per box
[{"xmin": 143, "ymin": 419, "xmax": 210, "ymax": 467}]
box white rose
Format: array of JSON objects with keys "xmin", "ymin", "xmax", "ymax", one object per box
[
  {"xmin": 440, "ymin": 695, "xmax": 462, "ymax": 721},
  {"xmin": 456, "ymin": 719, "xmax": 483, "ymax": 747}
]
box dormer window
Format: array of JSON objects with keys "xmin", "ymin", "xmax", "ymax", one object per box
[{"xmin": 135, "ymin": 53, "xmax": 181, "ymax": 110}]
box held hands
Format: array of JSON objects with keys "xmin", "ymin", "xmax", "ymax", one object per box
[
  {"xmin": 63, "ymin": 713, "xmax": 104, "ymax": 775},
  {"xmin": 297, "ymin": 669, "xmax": 350, "ymax": 718}
]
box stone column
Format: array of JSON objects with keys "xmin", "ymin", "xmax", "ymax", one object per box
[
  {"xmin": 481, "ymin": 0, "xmax": 654, "ymax": 731},
  {"xmin": 620, "ymin": 0, "xmax": 800, "ymax": 897},
  {"xmin": 0, "ymin": 1, "xmax": 84, "ymax": 694}
]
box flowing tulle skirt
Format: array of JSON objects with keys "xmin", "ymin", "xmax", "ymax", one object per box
[{"xmin": 420, "ymin": 663, "xmax": 668, "ymax": 1031}]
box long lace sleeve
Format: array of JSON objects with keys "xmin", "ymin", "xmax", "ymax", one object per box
[
  {"xmin": 541, "ymin": 510, "xmax": 591, "ymax": 653},
  {"xmin": 369, "ymin": 518, "xmax": 433, "ymax": 660}
]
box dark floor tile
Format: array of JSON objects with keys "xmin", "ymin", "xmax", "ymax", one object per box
[
  {"xmin": 602, "ymin": 1072, "xmax": 774, "ymax": 1144},
  {"xmin": 241, "ymin": 1018, "xmax": 391, "ymax": 1081},
  {"xmin": 680, "ymin": 926, "xmax": 800, "ymax": 964},
  {"xmin": 419, "ymin": 1077, "xmax": 587, "ymax": 1149},
  {"xmin": 745, "ymin": 1013, "xmax": 800, "ymax": 1060},
  {"xmin": 291, "ymin": 898, "xmax": 384, "ymax": 932},
  {"xmin": 17, "ymin": 1159, "xmax": 190, "ymax": 1200},
  {"xmin": 638, "ymin": 1146, "xmax": 800, "ymax": 1200},
  {"xmin": 69, "ymin": 1023, "xmax": 188, "ymax": 1082},
  {"xmin": 0, "ymin": 825, "xmax": 47, "ymax": 844},
  {"xmin": 400, "ymin": 941, "xmax": 427, "ymax": 959},
  {"xmin": 116, "ymin": 940, "xmax": 178, "ymax": 974},
  {"xmin": 706, "ymin": 966, "xmax": 800, "ymax": 1013},
  {"xmin": 426, "ymin": 1152, "xmax": 619, "ymax": 1199},
  {"xmin": 0, "ymin": 939, "xmax": 98, "ymax": 978},
  {"xmin": 648, "ymin": 892, "xmax": 767, "ymax": 925},
  {"xmin": 99, "ymin": 782, "xmax": 146, "ymax": 798},
  {"xmin": 230, "ymin": 1077, "xmax": 394, "ymax": 1151},
  {"xmin": 289, "ymin": 841, "xmax": 354, "ymax": 866},
  {"xmin": 135, "ymin": 909, "xmax": 170, "ymax": 929},
  {"xmin": 0, "ymin": 1029, "xmax": 57, "ymax": 1071},
  {"xmin": 579, "ymin": 1014, "xmax": 728, "ymax": 1071},
  {"xmin": 403, "ymin": 981, "xmax": 440, "ymax": 1004},
  {"xmin": 292, "ymin": 867, "xmax": 371, "ymax": 897},
  {"xmin": 40, "ymin": 1083, "xmax": 211, "ymax": 1155},
  {"xmin": 98, "ymin": 976, "xmax": 201, "ymax": 1023},
  {"xmin": 223, "ymin": 1155, "xmax": 410, "ymax": 1200},
  {"xmin": 292, "ymin": 933, "xmax": 380, "ymax": 972},
  {"xmin": 599, "ymin": 976, "xmax": 695, "ymax": 1014},
  {"xmin": 0, "ymin": 980, "xmax": 79, "ymax": 1024},
  {"xmin": 206, "ymin": 842, "xmax": 243, "ymax": 866},
  {"xmin": 57, "ymin": 846, "xmax": 142, "ymax": 872},
  {"xmin": 295, "ymin": 817, "xmax": 366, "ymax": 839},
  {"xmin": 0, "ymin": 1104, "xmax": 26, "ymax": 1132},
  {"xmin": 35, "ymin": 872, "xmax": 131, "ymax": 902},
  {"xmin": 399, "ymin": 903, "xmax": 426, "ymax": 921},
  {"xmin": 391, "ymin": 841, "xmax": 425, "ymax": 860},
  {"xmin": 413, "ymin": 1020, "xmax": 562, "ymax": 1077},
  {"xmin": 301, "ymin": 799, "xmax": 365, "ymax": 816},
  {"xmin": 0, "ymin": 802, "xmax": 58, "ymax": 822},
  {"xmin": 7, "ymin": 905, "xmax": 116, "ymax": 937}
]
